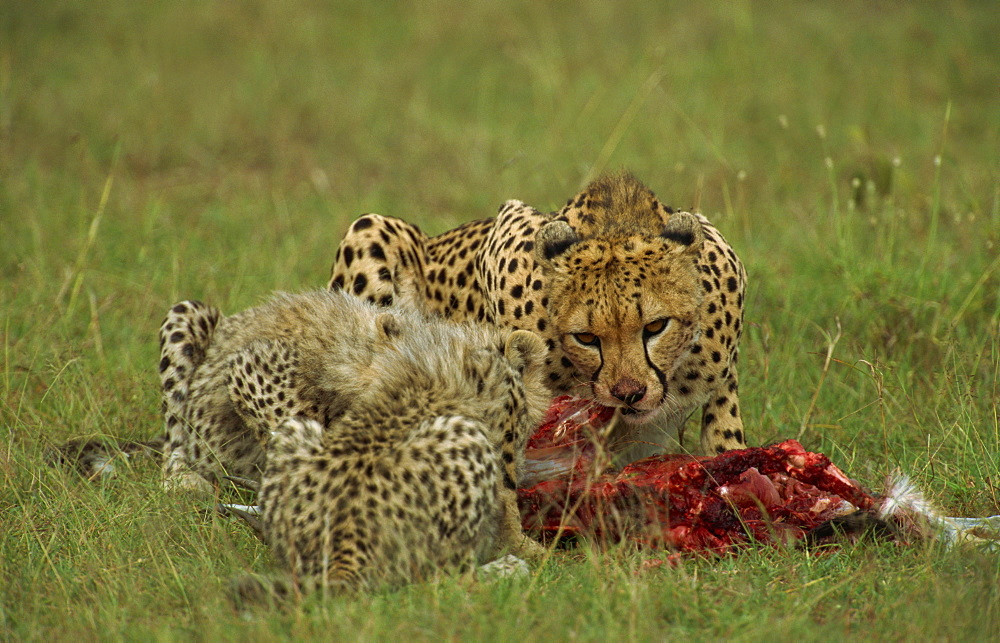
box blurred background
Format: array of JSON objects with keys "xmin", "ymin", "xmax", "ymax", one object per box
[{"xmin": 3, "ymin": 2, "xmax": 995, "ymax": 230}]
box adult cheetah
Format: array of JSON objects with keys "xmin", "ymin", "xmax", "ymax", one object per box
[{"xmin": 329, "ymin": 172, "xmax": 748, "ymax": 462}]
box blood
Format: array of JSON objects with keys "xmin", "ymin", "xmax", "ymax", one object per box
[{"xmin": 518, "ymin": 396, "xmax": 877, "ymax": 552}]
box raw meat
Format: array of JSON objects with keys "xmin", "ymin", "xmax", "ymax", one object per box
[{"xmin": 518, "ymin": 397, "xmax": 885, "ymax": 552}]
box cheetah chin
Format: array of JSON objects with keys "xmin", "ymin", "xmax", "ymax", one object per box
[{"xmin": 618, "ymin": 406, "xmax": 660, "ymax": 424}]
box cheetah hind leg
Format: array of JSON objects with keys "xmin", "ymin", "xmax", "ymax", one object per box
[
  {"xmin": 51, "ymin": 300, "xmax": 220, "ymax": 487},
  {"xmin": 328, "ymin": 213, "xmax": 432, "ymax": 314},
  {"xmin": 228, "ymin": 339, "xmax": 312, "ymax": 453},
  {"xmin": 159, "ymin": 300, "xmax": 222, "ymax": 490},
  {"xmin": 228, "ymin": 418, "xmax": 345, "ymax": 605}
]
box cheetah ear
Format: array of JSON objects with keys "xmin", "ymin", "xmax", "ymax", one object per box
[
  {"xmin": 660, "ymin": 211, "xmax": 704, "ymax": 254},
  {"xmin": 504, "ymin": 330, "xmax": 546, "ymax": 372},
  {"xmin": 535, "ymin": 220, "xmax": 580, "ymax": 270},
  {"xmin": 374, "ymin": 312, "xmax": 401, "ymax": 340}
]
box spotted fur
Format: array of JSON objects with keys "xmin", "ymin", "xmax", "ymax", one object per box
[
  {"xmin": 152, "ymin": 289, "xmax": 529, "ymax": 491},
  {"xmin": 329, "ymin": 172, "xmax": 748, "ymax": 460},
  {"xmin": 255, "ymin": 318, "xmax": 548, "ymax": 593}
]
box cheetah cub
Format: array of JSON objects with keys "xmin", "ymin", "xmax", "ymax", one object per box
[
  {"xmin": 56, "ymin": 289, "xmax": 406, "ymax": 486},
  {"xmin": 222, "ymin": 292, "xmax": 550, "ymax": 594},
  {"xmin": 157, "ymin": 289, "xmax": 428, "ymax": 490}
]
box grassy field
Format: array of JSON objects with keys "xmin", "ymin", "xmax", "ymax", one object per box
[{"xmin": 2, "ymin": 0, "xmax": 998, "ymax": 638}]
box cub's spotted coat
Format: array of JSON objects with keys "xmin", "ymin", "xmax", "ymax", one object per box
[{"xmin": 254, "ymin": 308, "xmax": 549, "ymax": 592}]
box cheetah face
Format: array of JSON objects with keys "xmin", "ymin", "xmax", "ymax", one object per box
[{"xmin": 536, "ymin": 213, "xmax": 705, "ymax": 421}]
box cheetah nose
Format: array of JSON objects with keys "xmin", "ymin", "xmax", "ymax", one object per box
[{"xmin": 611, "ymin": 378, "xmax": 646, "ymax": 406}]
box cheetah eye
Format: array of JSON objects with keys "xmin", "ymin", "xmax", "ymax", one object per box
[
  {"xmin": 573, "ymin": 332, "xmax": 599, "ymax": 347},
  {"xmin": 643, "ymin": 318, "xmax": 669, "ymax": 337}
]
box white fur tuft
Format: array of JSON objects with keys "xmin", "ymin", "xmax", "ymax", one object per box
[
  {"xmin": 878, "ymin": 471, "xmax": 941, "ymax": 523},
  {"xmin": 879, "ymin": 470, "xmax": 1000, "ymax": 550}
]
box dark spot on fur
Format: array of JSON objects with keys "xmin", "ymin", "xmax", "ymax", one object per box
[{"xmin": 352, "ymin": 273, "xmax": 367, "ymax": 295}]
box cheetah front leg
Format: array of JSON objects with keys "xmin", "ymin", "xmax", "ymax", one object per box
[
  {"xmin": 495, "ymin": 485, "xmax": 546, "ymax": 561},
  {"xmin": 158, "ymin": 300, "xmax": 221, "ymax": 491},
  {"xmin": 699, "ymin": 364, "xmax": 748, "ymax": 454},
  {"xmin": 492, "ymin": 438, "xmax": 546, "ymax": 561},
  {"xmin": 328, "ymin": 213, "xmax": 431, "ymax": 312}
]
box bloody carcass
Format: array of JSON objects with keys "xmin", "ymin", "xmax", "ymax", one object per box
[{"xmin": 518, "ymin": 397, "xmax": 925, "ymax": 553}]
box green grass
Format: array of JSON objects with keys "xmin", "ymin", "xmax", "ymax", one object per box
[{"xmin": 2, "ymin": 0, "xmax": 999, "ymax": 638}]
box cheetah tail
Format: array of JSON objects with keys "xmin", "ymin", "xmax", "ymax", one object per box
[{"xmin": 48, "ymin": 435, "xmax": 166, "ymax": 481}]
